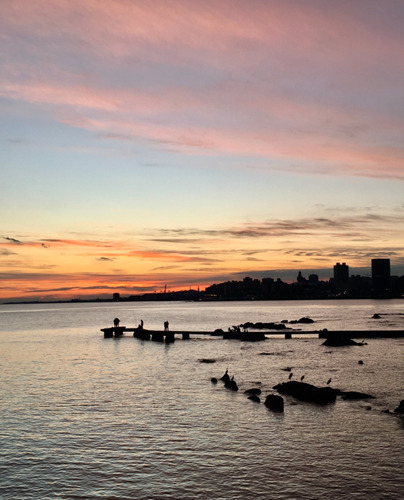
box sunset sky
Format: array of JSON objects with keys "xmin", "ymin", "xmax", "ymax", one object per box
[{"xmin": 1, "ymin": 0, "xmax": 404, "ymax": 301}]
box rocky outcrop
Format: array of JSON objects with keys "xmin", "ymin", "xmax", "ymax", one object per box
[
  {"xmin": 340, "ymin": 391, "xmax": 374, "ymax": 400},
  {"xmin": 394, "ymin": 400, "xmax": 404, "ymax": 413},
  {"xmin": 224, "ymin": 377, "xmax": 239, "ymax": 391},
  {"xmin": 322, "ymin": 333, "xmax": 365, "ymax": 346},
  {"xmin": 244, "ymin": 388, "xmax": 261, "ymax": 395},
  {"xmin": 273, "ymin": 381, "xmax": 337, "ymax": 404},
  {"xmin": 242, "ymin": 322, "xmax": 288, "ymax": 330},
  {"xmin": 289, "ymin": 317, "xmax": 314, "ymax": 324},
  {"xmin": 264, "ymin": 394, "xmax": 284, "ymax": 412}
]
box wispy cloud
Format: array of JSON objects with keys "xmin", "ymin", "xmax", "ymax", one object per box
[
  {"xmin": 1, "ymin": 0, "xmax": 404, "ymax": 179},
  {"xmin": 0, "ymin": 249, "xmax": 17, "ymax": 256},
  {"xmin": 2, "ymin": 236, "xmax": 22, "ymax": 244}
]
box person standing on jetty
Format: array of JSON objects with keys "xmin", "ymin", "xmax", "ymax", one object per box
[
  {"xmin": 164, "ymin": 321, "xmax": 169, "ymax": 331},
  {"xmin": 113, "ymin": 318, "xmax": 120, "ymax": 327}
]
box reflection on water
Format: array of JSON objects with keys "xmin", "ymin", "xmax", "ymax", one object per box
[{"xmin": 0, "ymin": 301, "xmax": 403, "ymax": 499}]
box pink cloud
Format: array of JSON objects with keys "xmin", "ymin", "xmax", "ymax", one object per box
[{"xmin": 1, "ymin": 0, "xmax": 403, "ymax": 179}]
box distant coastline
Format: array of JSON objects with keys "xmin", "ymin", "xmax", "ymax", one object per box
[{"xmin": 3, "ymin": 260, "xmax": 404, "ymax": 304}]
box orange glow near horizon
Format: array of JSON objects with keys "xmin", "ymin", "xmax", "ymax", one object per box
[{"xmin": 1, "ymin": 1, "xmax": 404, "ymax": 300}]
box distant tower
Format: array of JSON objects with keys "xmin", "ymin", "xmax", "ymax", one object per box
[
  {"xmin": 333, "ymin": 262, "xmax": 349, "ymax": 293},
  {"xmin": 371, "ymin": 259, "xmax": 391, "ymax": 296},
  {"xmin": 297, "ymin": 271, "xmax": 306, "ymax": 284},
  {"xmin": 334, "ymin": 262, "xmax": 349, "ymax": 282}
]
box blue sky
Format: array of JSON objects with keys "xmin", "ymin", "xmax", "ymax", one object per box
[{"xmin": 1, "ymin": 0, "xmax": 404, "ymax": 300}]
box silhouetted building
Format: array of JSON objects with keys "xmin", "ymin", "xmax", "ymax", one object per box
[
  {"xmin": 333, "ymin": 262, "xmax": 349, "ymax": 293},
  {"xmin": 297, "ymin": 271, "xmax": 306, "ymax": 284},
  {"xmin": 371, "ymin": 259, "xmax": 391, "ymax": 296},
  {"xmin": 334, "ymin": 262, "xmax": 349, "ymax": 282}
]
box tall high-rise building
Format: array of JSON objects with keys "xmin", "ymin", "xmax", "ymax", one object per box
[
  {"xmin": 333, "ymin": 262, "xmax": 349, "ymax": 293},
  {"xmin": 334, "ymin": 262, "xmax": 349, "ymax": 282},
  {"xmin": 371, "ymin": 258, "xmax": 391, "ymax": 295}
]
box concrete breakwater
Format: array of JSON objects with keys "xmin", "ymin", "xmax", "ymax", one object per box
[{"xmin": 101, "ymin": 326, "xmax": 404, "ymax": 340}]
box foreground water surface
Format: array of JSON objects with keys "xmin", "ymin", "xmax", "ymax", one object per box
[{"xmin": 1, "ymin": 300, "xmax": 403, "ymax": 499}]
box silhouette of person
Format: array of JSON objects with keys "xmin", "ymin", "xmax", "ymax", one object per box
[
  {"xmin": 164, "ymin": 321, "xmax": 169, "ymax": 331},
  {"xmin": 113, "ymin": 317, "xmax": 120, "ymax": 327}
]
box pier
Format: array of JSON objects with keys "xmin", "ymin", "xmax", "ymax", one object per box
[{"xmin": 101, "ymin": 326, "xmax": 404, "ymax": 341}]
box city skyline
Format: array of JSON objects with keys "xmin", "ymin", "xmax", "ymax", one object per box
[{"xmin": 1, "ymin": 1, "xmax": 404, "ymax": 301}]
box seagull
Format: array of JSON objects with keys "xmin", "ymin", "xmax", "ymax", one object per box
[
  {"xmin": 288, "ymin": 372, "xmax": 293, "ymax": 380},
  {"xmin": 300, "ymin": 375, "xmax": 305, "ymax": 381},
  {"xmin": 327, "ymin": 378, "xmax": 332, "ymax": 385}
]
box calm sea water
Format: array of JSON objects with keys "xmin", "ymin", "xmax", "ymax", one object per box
[{"xmin": 1, "ymin": 300, "xmax": 403, "ymax": 499}]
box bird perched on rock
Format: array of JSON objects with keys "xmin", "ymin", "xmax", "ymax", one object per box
[
  {"xmin": 288, "ymin": 372, "xmax": 293, "ymax": 380},
  {"xmin": 300, "ymin": 375, "xmax": 305, "ymax": 381},
  {"xmin": 326, "ymin": 378, "xmax": 332, "ymax": 385}
]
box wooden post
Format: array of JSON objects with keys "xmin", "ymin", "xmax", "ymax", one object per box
[
  {"xmin": 285, "ymin": 332, "xmax": 292, "ymax": 339},
  {"xmin": 182, "ymin": 332, "xmax": 190, "ymax": 340}
]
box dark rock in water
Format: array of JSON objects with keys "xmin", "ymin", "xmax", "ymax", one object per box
[
  {"xmin": 211, "ymin": 377, "xmax": 218, "ymax": 384},
  {"xmin": 220, "ymin": 369, "xmax": 230, "ymax": 383},
  {"xmin": 372, "ymin": 314, "xmax": 381, "ymax": 319},
  {"xmin": 298, "ymin": 317, "xmax": 314, "ymax": 324},
  {"xmin": 322, "ymin": 333, "xmax": 364, "ymax": 347},
  {"xmin": 358, "ymin": 360, "xmax": 364, "ymax": 365},
  {"xmin": 273, "ymin": 381, "xmax": 337, "ymax": 404},
  {"xmin": 341, "ymin": 391, "xmax": 375, "ymax": 400},
  {"xmin": 199, "ymin": 358, "xmax": 216, "ymax": 363},
  {"xmin": 212, "ymin": 328, "xmax": 224, "ymax": 336},
  {"xmin": 394, "ymin": 400, "xmax": 404, "ymax": 414},
  {"xmin": 242, "ymin": 322, "xmax": 287, "ymax": 330},
  {"xmin": 248, "ymin": 394, "xmax": 261, "ymax": 403},
  {"xmin": 244, "ymin": 388, "xmax": 262, "ymax": 395},
  {"xmin": 290, "ymin": 317, "xmax": 314, "ymax": 324},
  {"xmin": 225, "ymin": 378, "xmax": 239, "ymax": 391},
  {"xmin": 264, "ymin": 394, "xmax": 284, "ymax": 412}
]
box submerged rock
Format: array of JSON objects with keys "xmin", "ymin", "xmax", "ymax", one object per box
[
  {"xmin": 248, "ymin": 394, "xmax": 261, "ymax": 403},
  {"xmin": 273, "ymin": 381, "xmax": 337, "ymax": 404},
  {"xmin": 340, "ymin": 391, "xmax": 375, "ymax": 400},
  {"xmin": 244, "ymin": 388, "xmax": 262, "ymax": 395}
]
